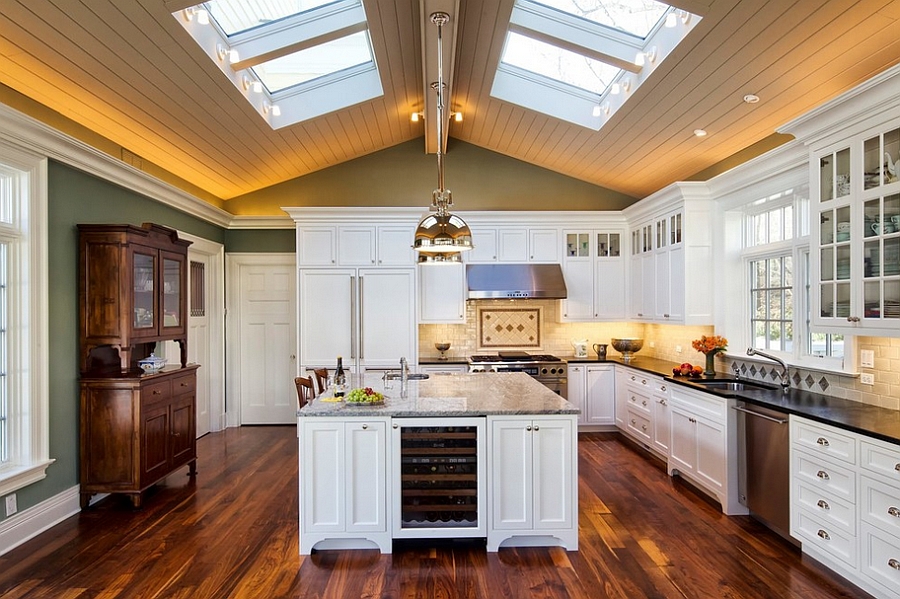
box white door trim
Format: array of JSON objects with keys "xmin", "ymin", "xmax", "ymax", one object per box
[
  {"xmin": 177, "ymin": 232, "xmax": 226, "ymax": 433},
  {"xmin": 226, "ymin": 253, "xmax": 296, "ymax": 428}
]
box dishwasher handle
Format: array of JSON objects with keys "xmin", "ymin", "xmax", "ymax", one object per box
[{"xmin": 732, "ymin": 405, "xmax": 788, "ymax": 425}]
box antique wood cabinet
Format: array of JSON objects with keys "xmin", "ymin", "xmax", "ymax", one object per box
[{"xmin": 78, "ymin": 223, "xmax": 197, "ymax": 508}]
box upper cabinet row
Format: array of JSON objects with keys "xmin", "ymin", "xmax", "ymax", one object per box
[
  {"xmin": 298, "ymin": 225, "xmax": 415, "ymax": 266},
  {"xmin": 812, "ymin": 121, "xmax": 900, "ymax": 335}
]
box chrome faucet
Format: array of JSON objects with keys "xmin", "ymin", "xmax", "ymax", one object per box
[
  {"xmin": 400, "ymin": 357, "xmax": 409, "ymax": 396},
  {"xmin": 746, "ymin": 347, "xmax": 790, "ymax": 393}
]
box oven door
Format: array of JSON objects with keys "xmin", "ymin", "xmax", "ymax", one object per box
[{"xmin": 539, "ymin": 377, "xmax": 567, "ymax": 398}]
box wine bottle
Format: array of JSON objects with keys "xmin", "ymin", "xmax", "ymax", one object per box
[{"xmin": 334, "ymin": 356, "xmax": 346, "ymax": 397}]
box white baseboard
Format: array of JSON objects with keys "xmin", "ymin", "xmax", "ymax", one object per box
[{"xmin": 0, "ymin": 486, "xmax": 82, "ymax": 556}]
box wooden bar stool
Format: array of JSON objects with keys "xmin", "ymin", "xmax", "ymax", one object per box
[
  {"xmin": 310, "ymin": 368, "xmax": 329, "ymax": 396},
  {"xmin": 294, "ymin": 376, "xmax": 315, "ymax": 408}
]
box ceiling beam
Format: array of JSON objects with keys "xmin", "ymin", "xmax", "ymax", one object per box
[{"xmin": 420, "ymin": 0, "xmax": 460, "ymax": 154}]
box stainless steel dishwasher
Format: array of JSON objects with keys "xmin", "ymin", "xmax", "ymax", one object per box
[{"xmin": 734, "ymin": 401, "xmax": 795, "ymax": 544}]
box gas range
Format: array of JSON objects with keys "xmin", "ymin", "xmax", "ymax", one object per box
[{"xmin": 467, "ymin": 351, "xmax": 567, "ymax": 382}]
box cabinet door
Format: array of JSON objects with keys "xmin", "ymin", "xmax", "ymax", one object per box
[
  {"xmin": 586, "ymin": 366, "xmax": 615, "ymax": 425},
  {"xmin": 345, "ymin": 420, "xmax": 388, "ymax": 532},
  {"xmin": 532, "ymin": 418, "xmax": 574, "ymax": 529},
  {"xmin": 130, "ymin": 244, "xmax": 159, "ymax": 339},
  {"xmin": 652, "ymin": 391, "xmax": 670, "ymax": 455},
  {"xmin": 299, "ymin": 269, "xmax": 354, "ymax": 367},
  {"xmin": 83, "ymin": 240, "xmax": 124, "ymax": 341},
  {"xmin": 595, "ymin": 258, "xmax": 625, "ymax": 319},
  {"xmin": 497, "ymin": 229, "xmax": 528, "ymax": 262},
  {"xmin": 641, "ymin": 252, "xmax": 655, "ymax": 319},
  {"xmin": 559, "ymin": 259, "xmax": 593, "ymax": 321},
  {"xmin": 418, "ymin": 263, "xmax": 465, "ymax": 323},
  {"xmin": 360, "ymin": 269, "xmax": 416, "ymax": 367},
  {"xmin": 614, "ymin": 368, "xmax": 629, "ymax": 428},
  {"xmin": 160, "ymin": 250, "xmax": 187, "ymax": 336},
  {"xmin": 339, "ymin": 227, "xmax": 377, "ymax": 265},
  {"xmin": 566, "ymin": 365, "xmax": 586, "ymax": 425},
  {"xmin": 170, "ymin": 393, "xmax": 196, "ymax": 468},
  {"xmin": 668, "ymin": 407, "xmax": 697, "ymax": 475},
  {"xmin": 141, "ymin": 401, "xmax": 171, "ymax": 485},
  {"xmin": 694, "ymin": 416, "xmax": 726, "ymax": 493},
  {"xmin": 629, "ymin": 254, "xmax": 644, "ymax": 319},
  {"xmin": 377, "ymin": 226, "xmax": 415, "ymax": 266},
  {"xmin": 529, "ymin": 229, "xmax": 559, "ymax": 262},
  {"xmin": 655, "ymin": 248, "xmax": 670, "ymax": 320},
  {"xmin": 298, "ymin": 227, "xmax": 337, "ymax": 265},
  {"xmin": 301, "ymin": 420, "xmax": 345, "ymax": 532},
  {"xmin": 490, "ymin": 419, "xmax": 533, "ymax": 530},
  {"xmin": 468, "ymin": 229, "xmax": 498, "ymax": 262}
]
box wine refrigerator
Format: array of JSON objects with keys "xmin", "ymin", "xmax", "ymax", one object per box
[{"xmin": 392, "ymin": 417, "xmax": 486, "ymax": 538}]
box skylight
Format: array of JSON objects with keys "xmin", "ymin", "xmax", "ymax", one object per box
[
  {"xmin": 175, "ymin": 0, "xmax": 383, "ymax": 129},
  {"xmin": 492, "ymin": 0, "xmax": 698, "ymax": 130}
]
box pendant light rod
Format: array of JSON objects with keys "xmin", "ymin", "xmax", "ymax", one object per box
[{"xmin": 432, "ymin": 11, "xmax": 449, "ymax": 210}]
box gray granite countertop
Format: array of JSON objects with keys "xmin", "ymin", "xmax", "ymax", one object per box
[{"xmin": 299, "ymin": 372, "xmax": 578, "ymax": 418}]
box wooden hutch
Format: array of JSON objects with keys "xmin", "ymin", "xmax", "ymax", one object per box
[{"xmin": 78, "ymin": 223, "xmax": 198, "ymax": 508}]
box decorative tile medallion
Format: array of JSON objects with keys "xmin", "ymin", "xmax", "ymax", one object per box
[{"xmin": 477, "ymin": 307, "xmax": 541, "ymax": 349}]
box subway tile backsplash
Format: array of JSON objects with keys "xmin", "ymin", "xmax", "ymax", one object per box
[{"xmin": 419, "ymin": 308, "xmax": 899, "ymax": 412}]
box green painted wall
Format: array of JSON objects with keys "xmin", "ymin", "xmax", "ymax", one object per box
[
  {"xmin": 225, "ymin": 138, "xmax": 638, "ymax": 215},
  {"xmin": 224, "ymin": 229, "xmax": 295, "ymax": 253},
  {"xmin": 6, "ymin": 161, "xmax": 231, "ymax": 519}
]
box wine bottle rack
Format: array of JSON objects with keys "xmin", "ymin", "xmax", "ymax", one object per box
[{"xmin": 399, "ymin": 426, "xmax": 479, "ymax": 528}]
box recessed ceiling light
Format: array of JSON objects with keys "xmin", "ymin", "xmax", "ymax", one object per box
[
  {"xmin": 693, "ymin": 129, "xmax": 707, "ymax": 137},
  {"xmin": 743, "ymin": 94, "xmax": 760, "ymax": 104}
]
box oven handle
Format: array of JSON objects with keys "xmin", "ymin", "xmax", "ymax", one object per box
[{"xmin": 732, "ymin": 405, "xmax": 788, "ymax": 425}]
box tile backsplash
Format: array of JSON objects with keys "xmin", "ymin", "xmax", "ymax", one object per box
[{"xmin": 419, "ymin": 306, "xmax": 899, "ymax": 412}]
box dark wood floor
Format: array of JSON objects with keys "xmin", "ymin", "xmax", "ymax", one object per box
[{"xmin": 0, "ymin": 427, "xmax": 872, "ymax": 599}]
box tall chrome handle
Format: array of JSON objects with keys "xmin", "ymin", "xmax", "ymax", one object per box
[
  {"xmin": 350, "ymin": 276, "xmax": 357, "ymax": 359},
  {"xmin": 732, "ymin": 405, "xmax": 788, "ymax": 424},
  {"xmin": 358, "ymin": 276, "xmax": 364, "ymax": 360}
]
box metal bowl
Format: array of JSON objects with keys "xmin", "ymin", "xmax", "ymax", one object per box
[
  {"xmin": 434, "ymin": 342, "xmax": 451, "ymax": 352},
  {"xmin": 611, "ymin": 338, "xmax": 644, "ymax": 362}
]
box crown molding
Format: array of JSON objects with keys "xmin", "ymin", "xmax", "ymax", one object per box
[{"xmin": 0, "ymin": 103, "xmax": 234, "ymax": 228}]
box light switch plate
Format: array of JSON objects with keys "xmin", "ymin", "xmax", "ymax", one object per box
[
  {"xmin": 860, "ymin": 373, "xmax": 875, "ymax": 385},
  {"xmin": 4, "ymin": 493, "xmax": 16, "ymax": 517},
  {"xmin": 860, "ymin": 349, "xmax": 875, "ymax": 368}
]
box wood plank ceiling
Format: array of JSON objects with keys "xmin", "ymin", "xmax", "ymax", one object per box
[{"xmin": 0, "ymin": 0, "xmax": 899, "ymax": 206}]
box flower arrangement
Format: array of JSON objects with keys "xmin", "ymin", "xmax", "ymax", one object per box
[{"xmin": 692, "ymin": 335, "xmax": 728, "ymax": 355}]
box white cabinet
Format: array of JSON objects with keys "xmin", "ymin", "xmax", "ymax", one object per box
[
  {"xmin": 667, "ymin": 385, "xmax": 743, "ymax": 514},
  {"xmin": 299, "ymin": 417, "xmax": 391, "ymax": 554},
  {"xmin": 299, "ymin": 268, "xmax": 416, "ymax": 370},
  {"xmin": 468, "ymin": 229, "xmax": 499, "ymax": 262},
  {"xmin": 418, "ymin": 262, "xmax": 465, "ymax": 323},
  {"xmin": 586, "ymin": 364, "xmax": 615, "ymax": 426},
  {"xmin": 567, "ymin": 364, "xmax": 587, "ymax": 426},
  {"xmin": 339, "ymin": 225, "xmax": 415, "ymax": 266},
  {"xmin": 615, "ymin": 367, "xmax": 669, "ymax": 460},
  {"xmin": 487, "ymin": 415, "xmax": 578, "ymax": 551},
  {"xmin": 498, "ymin": 229, "xmax": 528, "ymax": 261},
  {"xmin": 789, "ymin": 416, "xmax": 900, "ymax": 599},
  {"xmin": 529, "ymin": 229, "xmax": 560, "ymax": 262},
  {"xmin": 467, "ymin": 227, "xmax": 560, "ymax": 263},
  {"xmin": 651, "ymin": 378, "xmax": 671, "ymax": 456},
  {"xmin": 298, "ymin": 227, "xmax": 337, "ymax": 265},
  {"xmin": 559, "ymin": 230, "xmax": 625, "ymax": 322}
]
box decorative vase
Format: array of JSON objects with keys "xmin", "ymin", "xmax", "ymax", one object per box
[{"xmin": 704, "ymin": 351, "xmax": 718, "ymax": 377}]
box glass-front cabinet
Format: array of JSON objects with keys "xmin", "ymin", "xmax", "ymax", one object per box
[{"xmin": 812, "ymin": 123, "xmax": 900, "ymax": 332}]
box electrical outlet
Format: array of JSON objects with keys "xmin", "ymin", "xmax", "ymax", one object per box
[
  {"xmin": 4, "ymin": 493, "xmax": 16, "ymax": 517},
  {"xmin": 675, "ymin": 345, "xmax": 682, "ymax": 354},
  {"xmin": 860, "ymin": 349, "xmax": 875, "ymax": 369},
  {"xmin": 649, "ymin": 341, "xmax": 655, "ymax": 348},
  {"xmin": 860, "ymin": 373, "xmax": 875, "ymax": 385}
]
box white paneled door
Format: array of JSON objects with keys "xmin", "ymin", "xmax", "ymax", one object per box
[
  {"xmin": 235, "ymin": 257, "xmax": 297, "ymax": 424},
  {"xmin": 189, "ymin": 252, "xmax": 212, "ymax": 437}
]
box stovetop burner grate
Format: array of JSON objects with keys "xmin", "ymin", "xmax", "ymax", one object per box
[{"xmin": 469, "ymin": 353, "xmax": 562, "ymax": 363}]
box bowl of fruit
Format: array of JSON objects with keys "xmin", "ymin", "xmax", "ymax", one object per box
[
  {"xmin": 672, "ymin": 363, "xmax": 704, "ymax": 378},
  {"xmin": 345, "ymin": 387, "xmax": 385, "ymax": 405}
]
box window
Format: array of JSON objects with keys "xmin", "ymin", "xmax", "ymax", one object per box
[
  {"xmin": 750, "ymin": 255, "xmax": 793, "ymax": 352},
  {"xmin": 0, "ymin": 142, "xmax": 52, "ymax": 497},
  {"xmin": 493, "ymin": 0, "xmax": 699, "ymax": 129}
]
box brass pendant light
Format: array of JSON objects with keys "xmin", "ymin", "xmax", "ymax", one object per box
[{"xmin": 413, "ymin": 11, "xmax": 473, "ymax": 261}]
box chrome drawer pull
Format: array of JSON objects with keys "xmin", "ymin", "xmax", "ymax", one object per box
[
  {"xmin": 816, "ymin": 470, "xmax": 830, "ymax": 480},
  {"xmin": 630, "ymin": 419, "xmax": 637, "ymax": 426},
  {"xmin": 889, "ymin": 506, "xmax": 900, "ymax": 518},
  {"xmin": 642, "ymin": 400, "xmax": 648, "ymax": 407},
  {"xmin": 889, "ymin": 559, "xmax": 900, "ymax": 571},
  {"xmin": 659, "ymin": 399, "xmax": 668, "ymax": 406},
  {"xmin": 660, "ymin": 385, "xmax": 666, "ymax": 391},
  {"xmin": 817, "ymin": 529, "xmax": 831, "ymax": 541},
  {"xmin": 641, "ymin": 424, "xmax": 647, "ymax": 432},
  {"xmin": 895, "ymin": 463, "xmax": 900, "ymax": 472},
  {"xmin": 817, "ymin": 499, "xmax": 830, "ymax": 511},
  {"xmin": 816, "ymin": 437, "xmax": 830, "ymax": 447}
]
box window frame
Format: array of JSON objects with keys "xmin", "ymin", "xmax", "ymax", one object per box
[{"xmin": 0, "ymin": 141, "xmax": 53, "ymax": 498}]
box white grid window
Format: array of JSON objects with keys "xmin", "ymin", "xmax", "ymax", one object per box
[
  {"xmin": 0, "ymin": 241, "xmax": 6, "ymax": 464},
  {"xmin": 750, "ymin": 255, "xmax": 793, "ymax": 352}
]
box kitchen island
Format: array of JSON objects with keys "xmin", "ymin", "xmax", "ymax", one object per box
[{"xmin": 297, "ymin": 372, "xmax": 579, "ymax": 554}]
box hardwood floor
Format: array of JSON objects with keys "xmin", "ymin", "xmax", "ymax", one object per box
[{"xmin": 0, "ymin": 428, "xmax": 872, "ymax": 599}]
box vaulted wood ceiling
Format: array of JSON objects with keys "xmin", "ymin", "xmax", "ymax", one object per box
[{"xmin": 1, "ymin": 0, "xmax": 899, "ymax": 208}]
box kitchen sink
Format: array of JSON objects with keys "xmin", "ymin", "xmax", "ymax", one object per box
[
  {"xmin": 383, "ymin": 372, "xmax": 429, "ymax": 381},
  {"xmin": 690, "ymin": 379, "xmax": 777, "ymax": 392}
]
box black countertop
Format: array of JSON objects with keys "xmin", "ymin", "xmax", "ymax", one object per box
[
  {"xmin": 566, "ymin": 354, "xmax": 900, "ymax": 447},
  {"xmin": 418, "ymin": 358, "xmax": 469, "ymax": 365}
]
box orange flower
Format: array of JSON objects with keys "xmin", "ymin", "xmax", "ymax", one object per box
[{"xmin": 692, "ymin": 335, "xmax": 728, "ymax": 354}]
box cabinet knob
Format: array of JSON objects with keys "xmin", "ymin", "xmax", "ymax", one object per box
[
  {"xmin": 817, "ymin": 529, "xmax": 831, "ymax": 541},
  {"xmin": 846, "ymin": 316, "xmax": 860, "ymax": 323},
  {"xmin": 816, "ymin": 470, "xmax": 830, "ymax": 480},
  {"xmin": 641, "ymin": 424, "xmax": 647, "ymax": 432},
  {"xmin": 533, "ymin": 425, "xmax": 539, "ymax": 431},
  {"xmin": 816, "ymin": 437, "xmax": 830, "ymax": 447},
  {"xmin": 894, "ymin": 463, "xmax": 900, "ymax": 472},
  {"xmin": 630, "ymin": 419, "xmax": 636, "ymax": 426},
  {"xmin": 392, "ymin": 423, "xmax": 399, "ymax": 429},
  {"xmin": 661, "ymin": 385, "xmax": 666, "ymax": 391},
  {"xmin": 817, "ymin": 499, "xmax": 830, "ymax": 511},
  {"xmin": 664, "ymin": 314, "xmax": 670, "ymax": 319},
  {"xmin": 642, "ymin": 400, "xmax": 647, "ymax": 407},
  {"xmin": 526, "ymin": 425, "xmax": 532, "ymax": 431},
  {"xmin": 888, "ymin": 506, "xmax": 900, "ymax": 518},
  {"xmin": 630, "ymin": 375, "xmax": 636, "ymax": 381},
  {"xmin": 180, "ymin": 382, "xmax": 188, "ymax": 387},
  {"xmin": 641, "ymin": 379, "xmax": 647, "ymax": 385},
  {"xmin": 171, "ymin": 432, "xmax": 181, "ymax": 437},
  {"xmin": 689, "ymin": 417, "xmax": 696, "ymax": 424},
  {"xmin": 889, "ymin": 558, "xmax": 900, "ymax": 571},
  {"xmin": 362, "ymin": 424, "xmax": 368, "ymax": 430},
  {"xmin": 153, "ymin": 390, "xmax": 162, "ymax": 395},
  {"xmin": 659, "ymin": 399, "xmax": 667, "ymax": 406}
]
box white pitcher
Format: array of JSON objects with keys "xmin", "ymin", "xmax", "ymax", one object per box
[{"xmin": 572, "ymin": 339, "xmax": 588, "ymax": 358}]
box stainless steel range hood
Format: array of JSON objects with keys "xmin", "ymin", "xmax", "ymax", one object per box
[{"xmin": 466, "ymin": 263, "xmax": 568, "ymax": 300}]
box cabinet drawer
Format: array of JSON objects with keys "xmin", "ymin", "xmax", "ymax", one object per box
[
  {"xmin": 142, "ymin": 379, "xmax": 171, "ymax": 404},
  {"xmin": 625, "ymin": 388, "xmax": 651, "ymax": 415},
  {"xmin": 792, "ymin": 419, "xmax": 856, "ymax": 465},
  {"xmin": 860, "ymin": 475, "xmax": 900, "ymax": 535},
  {"xmin": 670, "ymin": 388, "xmax": 725, "ymax": 421},
  {"xmin": 171, "ymin": 373, "xmax": 196, "ymax": 395},
  {"xmin": 860, "ymin": 523, "xmax": 900, "ymax": 597},
  {"xmin": 860, "ymin": 439, "xmax": 900, "ymax": 484},
  {"xmin": 794, "ymin": 509, "xmax": 857, "ymax": 567},
  {"xmin": 626, "ymin": 372, "xmax": 651, "ymax": 388},
  {"xmin": 794, "ymin": 453, "xmax": 855, "ymax": 502},
  {"xmin": 795, "ymin": 481, "xmax": 856, "ymax": 535},
  {"xmin": 625, "ymin": 409, "xmax": 651, "ymax": 444}
]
